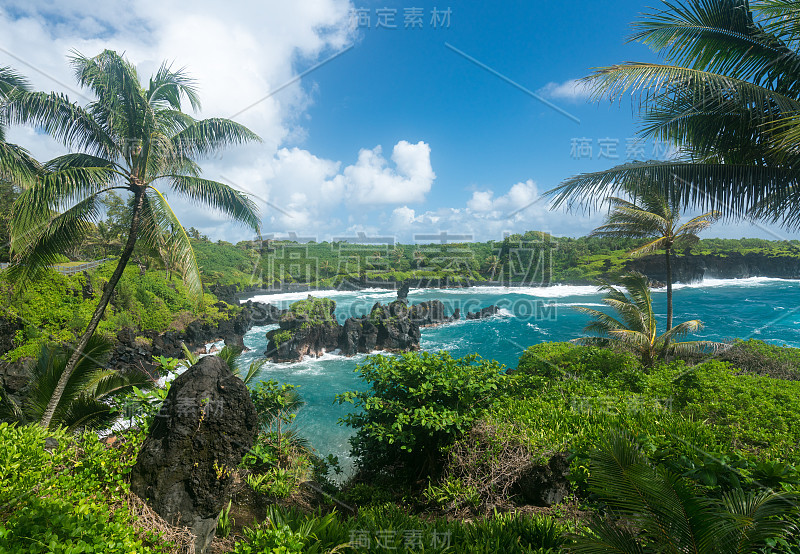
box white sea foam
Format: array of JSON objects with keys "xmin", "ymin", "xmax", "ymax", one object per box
[
  {"xmin": 244, "ymin": 288, "xmax": 395, "ymax": 305},
  {"xmin": 671, "ymin": 276, "xmax": 796, "ymax": 290}
]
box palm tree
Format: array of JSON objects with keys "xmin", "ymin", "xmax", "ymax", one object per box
[
  {"xmin": 571, "ymin": 433, "xmax": 800, "ymax": 553},
  {"xmin": 0, "ymin": 336, "xmax": 153, "ymax": 432},
  {"xmin": 546, "ymin": 0, "xmax": 800, "ymax": 230},
  {"xmin": 319, "ymin": 260, "xmax": 333, "ymax": 277},
  {"xmin": 591, "ymin": 182, "xmax": 719, "ymax": 329},
  {"xmin": 484, "ymin": 255, "xmax": 501, "ymax": 279},
  {"xmin": 5, "ymin": 50, "xmax": 261, "ymax": 428},
  {"xmin": 0, "ymin": 67, "xmax": 39, "ymax": 186},
  {"xmin": 575, "ymin": 272, "xmax": 717, "ymax": 366}
]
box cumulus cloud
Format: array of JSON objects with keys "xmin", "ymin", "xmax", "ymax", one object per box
[
  {"xmin": 538, "ymin": 79, "xmax": 593, "ymax": 102},
  {"xmin": 342, "ymin": 141, "xmax": 435, "ymax": 204},
  {"xmin": 388, "ymin": 180, "xmax": 601, "ymax": 242}
]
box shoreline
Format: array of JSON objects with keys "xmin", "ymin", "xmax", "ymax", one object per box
[{"xmin": 235, "ymin": 275, "xmax": 799, "ymax": 303}]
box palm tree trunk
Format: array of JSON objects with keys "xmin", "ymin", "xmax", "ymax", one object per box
[
  {"xmin": 665, "ymin": 247, "xmax": 673, "ymax": 330},
  {"xmin": 39, "ymin": 190, "xmax": 146, "ymax": 429}
]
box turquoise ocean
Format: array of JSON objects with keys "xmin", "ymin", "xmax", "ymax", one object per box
[{"xmin": 235, "ymin": 277, "xmax": 800, "ymax": 473}]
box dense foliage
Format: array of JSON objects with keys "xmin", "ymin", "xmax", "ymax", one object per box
[
  {"xmin": 0, "ymin": 424, "xmax": 173, "ymax": 553},
  {"xmin": 337, "ymin": 351, "xmax": 505, "ymax": 480}
]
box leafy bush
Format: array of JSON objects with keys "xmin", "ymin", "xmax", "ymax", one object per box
[
  {"xmin": 0, "ymin": 423, "xmax": 172, "ymax": 553},
  {"xmin": 516, "ymin": 342, "xmax": 642, "ymax": 384},
  {"xmin": 337, "ymin": 351, "xmax": 506, "ymax": 480}
]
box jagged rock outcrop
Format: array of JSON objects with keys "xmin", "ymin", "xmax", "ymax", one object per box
[
  {"xmin": 410, "ymin": 300, "xmax": 460, "ymax": 326},
  {"xmin": 266, "ymin": 298, "xmax": 341, "ymax": 363},
  {"xmin": 265, "ymin": 296, "xmax": 458, "ymax": 362},
  {"xmin": 109, "ymin": 301, "xmax": 285, "ymax": 373},
  {"xmin": 131, "ymin": 356, "xmax": 258, "ymax": 554},
  {"xmin": 466, "ymin": 305, "xmax": 499, "ymax": 320}
]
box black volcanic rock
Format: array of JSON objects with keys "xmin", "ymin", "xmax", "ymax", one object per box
[
  {"xmin": 410, "ymin": 300, "xmax": 459, "ymax": 326},
  {"xmin": 466, "ymin": 305, "xmax": 499, "ymax": 320},
  {"xmin": 131, "ymin": 356, "xmax": 258, "ymax": 553}
]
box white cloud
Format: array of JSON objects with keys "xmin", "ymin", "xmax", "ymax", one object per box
[
  {"xmin": 342, "ymin": 140, "xmax": 435, "ymax": 204},
  {"xmin": 538, "ymin": 79, "xmax": 592, "ymax": 102}
]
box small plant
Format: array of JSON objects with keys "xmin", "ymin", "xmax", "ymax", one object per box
[
  {"xmin": 424, "ymin": 476, "xmax": 480, "ymax": 510},
  {"xmin": 217, "ymin": 500, "xmax": 234, "ymax": 538}
]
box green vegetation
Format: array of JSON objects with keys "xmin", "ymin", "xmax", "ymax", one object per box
[
  {"xmin": 337, "ymin": 351, "xmax": 505, "ymax": 481},
  {"xmin": 0, "ymin": 263, "xmax": 228, "ymax": 362},
  {"xmin": 0, "ymin": 335, "xmax": 152, "ymax": 431},
  {"xmin": 0, "ymin": 423, "xmax": 178, "ymax": 553}
]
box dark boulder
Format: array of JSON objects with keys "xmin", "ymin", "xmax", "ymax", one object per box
[
  {"xmin": 466, "ymin": 305, "xmax": 500, "ymax": 320},
  {"xmin": 514, "ymin": 453, "xmax": 571, "ymax": 507},
  {"xmin": 131, "ymin": 356, "xmax": 258, "ymax": 554}
]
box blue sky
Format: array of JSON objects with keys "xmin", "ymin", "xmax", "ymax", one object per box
[{"xmin": 0, "ymin": 0, "xmax": 794, "ymax": 243}]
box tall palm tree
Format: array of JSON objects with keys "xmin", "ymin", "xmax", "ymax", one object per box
[
  {"xmin": 575, "ymin": 272, "xmax": 717, "ymax": 366},
  {"xmin": 484, "ymin": 255, "xmax": 501, "ymax": 279},
  {"xmin": 591, "ymin": 182, "xmax": 719, "ymax": 329},
  {"xmin": 546, "ymin": 0, "xmax": 800, "ymax": 229},
  {"xmin": 5, "ymin": 50, "xmax": 261, "ymax": 428},
  {"xmin": 572, "ymin": 433, "xmax": 800, "ymax": 553},
  {"xmin": 0, "ymin": 336, "xmax": 153, "ymax": 432}
]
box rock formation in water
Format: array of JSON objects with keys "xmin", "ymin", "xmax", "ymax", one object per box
[
  {"xmin": 466, "ymin": 305, "xmax": 500, "ymax": 320},
  {"xmin": 265, "ymin": 293, "xmax": 460, "ymax": 363},
  {"xmin": 130, "ymin": 356, "xmax": 258, "ymax": 554}
]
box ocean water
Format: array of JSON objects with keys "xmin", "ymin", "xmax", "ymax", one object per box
[{"xmin": 236, "ymin": 277, "xmax": 800, "ymax": 471}]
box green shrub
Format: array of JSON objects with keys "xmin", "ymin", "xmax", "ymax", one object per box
[
  {"xmin": 0, "ymin": 423, "xmax": 172, "ymax": 553},
  {"xmin": 516, "ymin": 342, "xmax": 642, "ymax": 384},
  {"xmin": 337, "ymin": 351, "xmax": 505, "ymax": 480}
]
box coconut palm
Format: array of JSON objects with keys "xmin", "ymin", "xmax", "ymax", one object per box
[
  {"xmin": 0, "ymin": 67, "xmax": 39, "ymax": 186},
  {"xmin": 546, "ymin": 0, "xmax": 800, "ymax": 230},
  {"xmin": 575, "ymin": 272, "xmax": 717, "ymax": 366},
  {"xmin": 571, "ymin": 433, "xmax": 800, "ymax": 553},
  {"xmin": 0, "ymin": 335, "xmax": 153, "ymax": 432},
  {"xmin": 484, "ymin": 255, "xmax": 501, "ymax": 279},
  {"xmin": 5, "ymin": 50, "xmax": 261, "ymax": 428},
  {"xmin": 591, "ymin": 182, "xmax": 719, "ymax": 329}
]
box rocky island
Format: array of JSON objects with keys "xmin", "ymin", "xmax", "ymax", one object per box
[{"xmin": 264, "ymin": 290, "xmax": 461, "ymax": 363}]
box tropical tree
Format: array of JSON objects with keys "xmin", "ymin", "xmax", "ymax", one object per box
[
  {"xmin": 546, "ymin": 0, "xmax": 800, "ymax": 230},
  {"xmin": 484, "ymin": 255, "xmax": 501, "ymax": 279},
  {"xmin": 575, "ymin": 272, "xmax": 717, "ymax": 366},
  {"xmin": 0, "ymin": 66, "xmax": 39, "ymax": 185},
  {"xmin": 5, "ymin": 50, "xmax": 261, "ymax": 428},
  {"xmin": 571, "ymin": 433, "xmax": 800, "ymax": 553},
  {"xmin": 591, "ymin": 182, "xmax": 719, "ymax": 329},
  {"xmin": 0, "ymin": 336, "xmax": 153, "ymax": 432}
]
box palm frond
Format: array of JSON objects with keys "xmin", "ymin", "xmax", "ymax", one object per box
[
  {"xmin": 7, "ymin": 195, "xmax": 102, "ymax": 285},
  {"xmin": 139, "ymin": 189, "xmax": 202, "ymax": 299},
  {"xmin": 166, "ymin": 175, "xmax": 260, "ymax": 233},
  {"xmin": 172, "ymin": 118, "xmax": 261, "ymax": 159},
  {"xmin": 4, "ymin": 91, "xmax": 117, "ymax": 158},
  {"xmin": 148, "ymin": 61, "xmax": 201, "ymax": 112}
]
